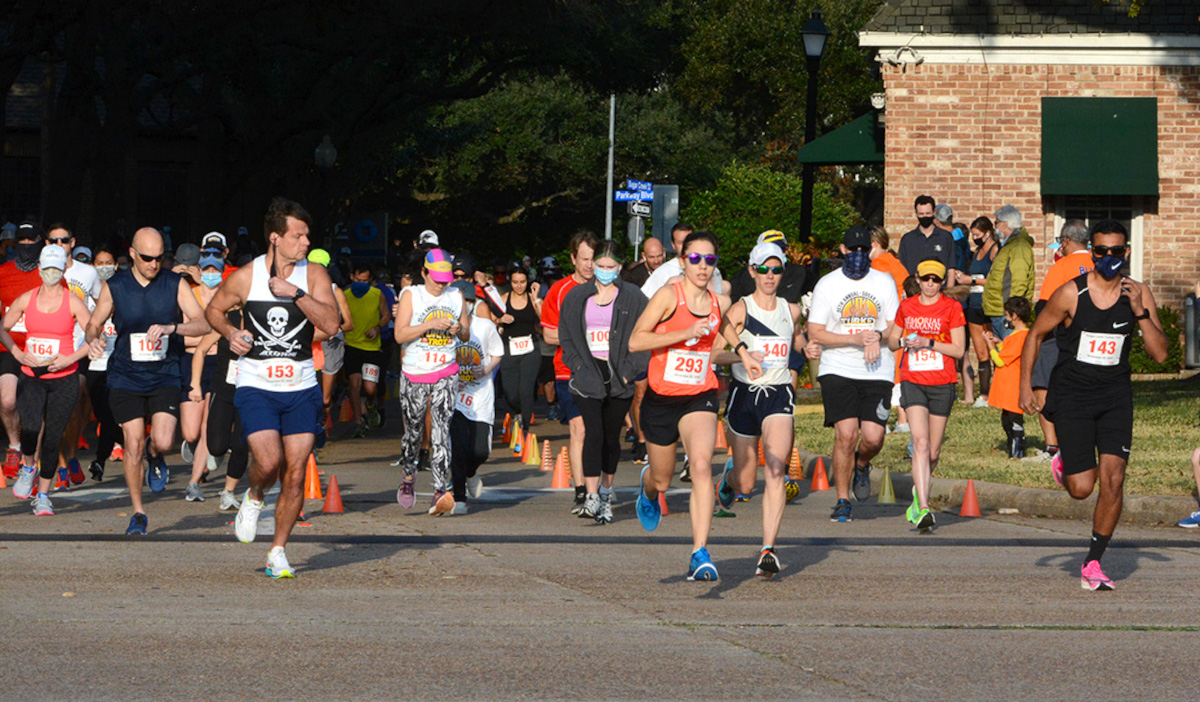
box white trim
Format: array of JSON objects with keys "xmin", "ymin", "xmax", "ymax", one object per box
[
  {"xmin": 861, "ymin": 32, "xmax": 1200, "ymax": 66},
  {"xmin": 859, "ymin": 32, "xmax": 1200, "ymax": 49}
]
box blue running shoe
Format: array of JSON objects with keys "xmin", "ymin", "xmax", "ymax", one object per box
[
  {"xmin": 717, "ymin": 465, "xmax": 736, "ymax": 510},
  {"xmin": 1177, "ymin": 510, "xmax": 1200, "ymax": 528},
  {"xmin": 148, "ymin": 454, "xmax": 169, "ymax": 493},
  {"xmin": 830, "ymin": 498, "xmax": 853, "ymax": 523},
  {"xmin": 687, "ymin": 547, "xmax": 719, "ymax": 581},
  {"xmin": 126, "ymin": 512, "xmax": 148, "ymax": 535},
  {"xmin": 635, "ymin": 465, "xmax": 661, "ymax": 532}
]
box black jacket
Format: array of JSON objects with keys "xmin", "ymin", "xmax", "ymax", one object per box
[{"xmin": 559, "ymin": 278, "xmax": 649, "ymax": 400}]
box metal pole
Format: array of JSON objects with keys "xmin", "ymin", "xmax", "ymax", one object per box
[
  {"xmin": 604, "ymin": 93, "xmax": 615, "ymax": 240},
  {"xmin": 799, "ymin": 57, "xmax": 819, "ymax": 244}
]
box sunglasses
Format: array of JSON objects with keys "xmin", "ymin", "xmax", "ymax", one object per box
[
  {"xmin": 753, "ymin": 265, "xmax": 784, "ymax": 275},
  {"xmin": 131, "ymin": 248, "xmax": 164, "ymax": 263},
  {"xmin": 47, "ymin": 237, "xmax": 72, "ymax": 245},
  {"xmin": 453, "ymin": 272, "xmax": 468, "ymax": 279},
  {"xmin": 685, "ymin": 253, "xmax": 718, "ymax": 266},
  {"xmin": 920, "ymin": 275, "xmax": 943, "ymax": 283},
  {"xmin": 1091, "ymin": 245, "xmax": 1127, "ymax": 257}
]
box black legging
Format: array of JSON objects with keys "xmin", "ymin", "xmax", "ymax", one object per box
[
  {"xmin": 450, "ymin": 411, "xmax": 490, "ymax": 501},
  {"xmin": 18, "ymin": 372, "xmax": 80, "ymax": 480},
  {"xmin": 573, "ymin": 393, "xmax": 632, "ymax": 479},
  {"xmin": 207, "ymin": 386, "xmax": 249, "ymax": 481},
  {"xmin": 86, "ymin": 370, "xmax": 122, "ymax": 467},
  {"xmin": 499, "ymin": 349, "xmax": 540, "ymax": 429}
]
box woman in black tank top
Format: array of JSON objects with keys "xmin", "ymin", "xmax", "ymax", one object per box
[{"xmin": 497, "ymin": 268, "xmax": 543, "ymax": 429}]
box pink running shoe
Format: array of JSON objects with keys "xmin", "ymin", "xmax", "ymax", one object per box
[
  {"xmin": 396, "ymin": 478, "xmax": 416, "ymax": 509},
  {"xmin": 1050, "ymin": 452, "xmax": 1064, "ymax": 487},
  {"xmin": 1080, "ymin": 560, "xmax": 1115, "ymax": 591}
]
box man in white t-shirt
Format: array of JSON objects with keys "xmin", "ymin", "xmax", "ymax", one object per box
[
  {"xmin": 807, "ymin": 227, "xmax": 900, "ymax": 523},
  {"xmin": 449, "ymin": 282, "xmax": 504, "ymax": 514},
  {"xmin": 640, "ymin": 222, "xmax": 727, "ymax": 298}
]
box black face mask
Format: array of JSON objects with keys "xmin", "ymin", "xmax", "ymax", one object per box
[
  {"xmin": 917, "ymin": 216, "xmax": 935, "ymax": 229},
  {"xmin": 972, "ymin": 237, "xmax": 985, "ymax": 247},
  {"xmin": 14, "ymin": 241, "xmax": 43, "ymax": 271}
]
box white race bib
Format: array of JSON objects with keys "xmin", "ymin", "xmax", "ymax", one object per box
[
  {"xmin": 1076, "ymin": 331, "xmax": 1124, "ymax": 367},
  {"xmin": 587, "ymin": 328, "xmax": 610, "ymax": 356},
  {"xmin": 508, "ymin": 335, "xmax": 534, "ymax": 356},
  {"xmin": 130, "ymin": 333, "xmax": 168, "ymax": 362},
  {"xmin": 362, "ymin": 362, "xmax": 380, "ymax": 384},
  {"xmin": 225, "ymin": 359, "xmax": 240, "ymax": 385},
  {"xmin": 421, "ymin": 349, "xmax": 454, "ymax": 368},
  {"xmin": 25, "ymin": 337, "xmax": 60, "ymax": 364},
  {"xmin": 457, "ymin": 391, "xmax": 474, "ymax": 410},
  {"xmin": 260, "ymin": 359, "xmax": 301, "ymax": 388},
  {"xmin": 10, "ymin": 313, "xmax": 26, "ymax": 334},
  {"xmin": 908, "ymin": 347, "xmax": 943, "ymax": 372},
  {"xmin": 664, "ymin": 348, "xmax": 709, "ymax": 386},
  {"xmin": 754, "ymin": 335, "xmax": 789, "ymax": 370}
]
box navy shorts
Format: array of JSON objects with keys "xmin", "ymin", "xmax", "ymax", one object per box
[
  {"xmin": 555, "ymin": 379, "xmax": 581, "ymax": 422},
  {"xmin": 235, "ymin": 384, "xmax": 323, "ymax": 438},
  {"xmin": 725, "ymin": 380, "xmax": 795, "ymax": 437}
]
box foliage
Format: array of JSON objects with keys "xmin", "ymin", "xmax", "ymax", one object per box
[
  {"xmin": 685, "ymin": 162, "xmax": 859, "ymax": 266},
  {"xmin": 1130, "ymin": 305, "xmax": 1183, "ymax": 374}
]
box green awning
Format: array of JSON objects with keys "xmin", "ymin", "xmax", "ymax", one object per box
[
  {"xmin": 796, "ymin": 112, "xmax": 884, "ymax": 165},
  {"xmin": 1041, "ymin": 97, "xmax": 1157, "ymax": 196}
]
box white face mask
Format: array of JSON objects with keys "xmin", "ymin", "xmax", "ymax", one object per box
[
  {"xmin": 96, "ymin": 264, "xmax": 117, "ymax": 281},
  {"xmin": 40, "ymin": 268, "xmax": 64, "ymax": 286}
]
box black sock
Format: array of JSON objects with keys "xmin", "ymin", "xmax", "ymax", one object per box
[
  {"xmin": 574, "ymin": 485, "xmax": 585, "ymax": 499},
  {"xmin": 1047, "ymin": 445, "xmax": 1059, "ymax": 457},
  {"xmin": 1086, "ymin": 531, "xmax": 1111, "ymax": 564}
]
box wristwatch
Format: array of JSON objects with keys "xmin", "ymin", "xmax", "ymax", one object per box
[
  {"xmin": 292, "ymin": 288, "xmax": 306, "ymax": 303},
  {"xmin": 1135, "ymin": 308, "xmax": 1150, "ymax": 320}
]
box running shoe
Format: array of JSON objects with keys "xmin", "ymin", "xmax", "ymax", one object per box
[
  {"xmin": 905, "ymin": 486, "xmax": 918, "ymax": 524},
  {"xmin": 366, "ymin": 403, "xmax": 381, "ymax": 430},
  {"xmin": 635, "ymin": 465, "xmax": 661, "ymax": 532},
  {"xmin": 755, "ymin": 547, "xmax": 781, "ymax": 579},
  {"xmin": 916, "ymin": 509, "xmax": 936, "ymax": 532},
  {"xmin": 351, "ymin": 422, "xmax": 368, "ymax": 439},
  {"xmin": 679, "ymin": 457, "xmax": 691, "ymax": 483},
  {"xmin": 397, "ymin": 478, "xmax": 416, "ymax": 509},
  {"xmin": 266, "ymin": 546, "xmax": 295, "ymax": 579},
  {"xmin": 12, "ymin": 464, "xmax": 36, "ymax": 500},
  {"xmin": 297, "ymin": 509, "xmax": 308, "ymax": 523},
  {"xmin": 218, "ymin": 490, "xmax": 240, "ymax": 511},
  {"xmin": 185, "ymin": 482, "xmax": 205, "ymax": 502},
  {"xmin": 893, "ymin": 423, "xmax": 910, "ymax": 434},
  {"xmin": 687, "ymin": 547, "xmax": 719, "ymax": 582},
  {"xmin": 428, "ymin": 490, "xmax": 455, "ymax": 516},
  {"xmin": 546, "ymin": 405, "xmax": 559, "ymax": 422},
  {"xmin": 110, "ymin": 445, "xmax": 124, "ymax": 462},
  {"xmin": 126, "ymin": 512, "xmax": 148, "ymax": 535},
  {"xmin": 234, "ymin": 489, "xmax": 263, "ymax": 543},
  {"xmin": 972, "ymin": 396, "xmax": 988, "ymax": 408},
  {"xmin": 147, "ymin": 454, "xmax": 169, "ymax": 493},
  {"xmin": 467, "ymin": 475, "xmax": 483, "ymax": 499},
  {"xmin": 31, "ymin": 494, "xmax": 54, "ymax": 516},
  {"xmin": 207, "ymin": 452, "xmax": 226, "ymax": 472},
  {"xmin": 54, "ymin": 466, "xmax": 70, "ymax": 491},
  {"xmin": 596, "ymin": 493, "xmax": 613, "ymax": 525},
  {"xmin": 830, "ymin": 498, "xmax": 853, "ymax": 523},
  {"xmin": 66, "ymin": 458, "xmax": 85, "ymax": 486},
  {"xmin": 716, "ymin": 465, "xmax": 736, "ymax": 510},
  {"xmin": 450, "ymin": 502, "xmax": 468, "ymax": 516},
  {"xmin": 570, "ymin": 490, "xmax": 586, "ymax": 515},
  {"xmin": 180, "ymin": 440, "xmax": 194, "ymax": 464},
  {"xmin": 3, "ymin": 447, "xmax": 19, "ymax": 479},
  {"xmin": 1080, "ymin": 560, "xmax": 1115, "ymax": 591},
  {"xmin": 1050, "ymin": 452, "xmax": 1065, "ymax": 487},
  {"xmin": 1177, "ymin": 510, "xmax": 1200, "ymax": 528},
  {"xmin": 852, "ymin": 459, "xmax": 871, "ymax": 502},
  {"xmin": 579, "ymin": 493, "xmax": 600, "ymax": 520},
  {"xmin": 89, "ymin": 460, "xmax": 104, "ymax": 482},
  {"xmin": 625, "ymin": 426, "xmax": 636, "ymax": 444},
  {"xmin": 632, "ymin": 442, "xmax": 648, "ymax": 465}
]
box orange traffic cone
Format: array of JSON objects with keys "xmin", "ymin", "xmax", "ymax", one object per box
[
  {"xmin": 0, "ymin": 469, "xmax": 7, "ymax": 489},
  {"xmin": 715, "ymin": 422, "xmax": 727, "ymax": 450},
  {"xmin": 810, "ymin": 456, "xmax": 830, "ymax": 491},
  {"xmin": 530, "ymin": 413, "xmax": 535, "ymax": 425},
  {"xmin": 304, "ymin": 454, "xmax": 323, "ymax": 500},
  {"xmin": 788, "ymin": 448, "xmax": 802, "ymax": 481},
  {"xmin": 339, "ymin": 397, "xmax": 353, "ymax": 423},
  {"xmin": 511, "ymin": 424, "xmax": 524, "ymax": 457},
  {"xmin": 540, "ymin": 440, "xmax": 553, "ymax": 471},
  {"xmin": 658, "ymin": 491, "xmax": 669, "ymax": 515},
  {"xmin": 501, "ymin": 413, "xmax": 512, "ymax": 443},
  {"xmin": 524, "ymin": 434, "xmax": 540, "ymax": 465},
  {"xmin": 324, "ymin": 411, "xmax": 333, "ymax": 432},
  {"xmin": 757, "ymin": 441, "xmax": 766, "ymax": 467},
  {"xmin": 322, "ymin": 475, "xmax": 344, "ymax": 513},
  {"xmin": 551, "ymin": 447, "xmax": 571, "ymax": 489},
  {"xmin": 960, "ymin": 478, "xmax": 981, "ymax": 517}
]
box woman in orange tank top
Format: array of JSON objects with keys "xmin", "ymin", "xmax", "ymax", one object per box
[{"xmin": 629, "ymin": 231, "xmax": 730, "ymax": 581}]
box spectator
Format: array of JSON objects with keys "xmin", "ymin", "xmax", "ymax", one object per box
[
  {"xmin": 898, "ymin": 195, "xmax": 956, "ymax": 278},
  {"xmin": 868, "ymin": 226, "xmax": 908, "ymax": 300},
  {"xmin": 982, "ymin": 204, "xmax": 1035, "ymax": 340}
]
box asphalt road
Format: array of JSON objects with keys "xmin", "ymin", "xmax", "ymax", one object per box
[{"xmin": 2, "ymin": 414, "xmax": 1197, "ymax": 701}]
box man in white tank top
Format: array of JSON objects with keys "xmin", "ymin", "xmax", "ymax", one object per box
[{"xmin": 205, "ymin": 198, "xmax": 340, "ymax": 578}]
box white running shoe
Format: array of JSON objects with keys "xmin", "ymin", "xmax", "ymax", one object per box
[
  {"xmin": 973, "ymin": 396, "xmax": 989, "ymax": 408},
  {"xmin": 218, "ymin": 490, "xmax": 240, "ymax": 511},
  {"xmin": 12, "ymin": 464, "xmax": 37, "ymax": 500},
  {"xmin": 234, "ymin": 489, "xmax": 263, "ymax": 543},
  {"xmin": 266, "ymin": 546, "xmax": 295, "ymax": 578},
  {"xmin": 467, "ymin": 475, "xmax": 483, "ymax": 499},
  {"xmin": 31, "ymin": 494, "xmax": 54, "ymax": 516},
  {"xmin": 185, "ymin": 482, "xmax": 206, "ymax": 502}
]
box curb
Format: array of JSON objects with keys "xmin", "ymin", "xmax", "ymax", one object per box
[{"xmin": 791, "ymin": 447, "xmax": 1197, "ymax": 527}]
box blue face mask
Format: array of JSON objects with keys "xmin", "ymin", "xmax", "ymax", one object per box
[
  {"xmin": 350, "ymin": 281, "xmax": 371, "ymax": 297},
  {"xmin": 1094, "ymin": 255, "xmax": 1124, "ymax": 280},
  {"xmin": 594, "ymin": 267, "xmax": 619, "ymax": 286},
  {"xmin": 201, "ymin": 272, "xmax": 222, "ymax": 288},
  {"xmin": 842, "ymin": 250, "xmax": 871, "ymax": 280}
]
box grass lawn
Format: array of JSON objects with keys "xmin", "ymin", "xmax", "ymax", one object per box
[{"xmin": 793, "ymin": 377, "xmax": 1200, "ymax": 497}]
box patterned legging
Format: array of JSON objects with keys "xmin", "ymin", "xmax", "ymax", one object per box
[{"xmin": 398, "ymin": 373, "xmax": 457, "ymax": 491}]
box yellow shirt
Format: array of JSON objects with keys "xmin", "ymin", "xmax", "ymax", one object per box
[{"xmin": 344, "ymin": 285, "xmax": 382, "ymax": 351}]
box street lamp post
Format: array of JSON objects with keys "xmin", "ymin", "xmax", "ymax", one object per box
[
  {"xmin": 799, "ymin": 10, "xmax": 829, "ymax": 243},
  {"xmin": 314, "ymin": 134, "xmax": 338, "ymax": 245}
]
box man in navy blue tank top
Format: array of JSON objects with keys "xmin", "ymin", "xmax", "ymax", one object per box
[
  {"xmin": 86, "ymin": 228, "xmax": 211, "ymax": 536},
  {"xmin": 1019, "ymin": 220, "xmax": 1167, "ymax": 591}
]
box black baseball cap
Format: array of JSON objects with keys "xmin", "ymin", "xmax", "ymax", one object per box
[{"xmin": 843, "ymin": 226, "xmax": 871, "ymax": 249}]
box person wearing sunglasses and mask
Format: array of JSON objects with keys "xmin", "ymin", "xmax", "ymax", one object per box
[
  {"xmin": 631, "ymin": 231, "xmax": 730, "ymax": 581},
  {"xmin": 807, "ymin": 226, "xmax": 901, "ymax": 524},
  {"xmin": 1019, "ymin": 219, "xmax": 1167, "ymax": 592},
  {"xmin": 715, "ymin": 241, "xmax": 815, "ymax": 577},
  {"xmin": 887, "ymin": 259, "xmax": 966, "ymax": 533},
  {"xmin": 86, "ymin": 227, "xmax": 211, "ymax": 536},
  {"xmin": 0, "ymin": 222, "xmax": 49, "ymax": 480}
]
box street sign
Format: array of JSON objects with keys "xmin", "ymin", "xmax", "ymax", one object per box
[
  {"xmin": 628, "ymin": 200, "xmax": 651, "ymax": 217},
  {"xmin": 614, "ymin": 190, "xmax": 653, "ymax": 202},
  {"xmin": 627, "ymin": 216, "xmax": 644, "ymax": 247},
  {"xmin": 624, "ymin": 179, "xmax": 653, "ymax": 193}
]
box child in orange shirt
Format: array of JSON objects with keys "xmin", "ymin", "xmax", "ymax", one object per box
[{"xmin": 984, "ymin": 297, "xmax": 1032, "ymax": 458}]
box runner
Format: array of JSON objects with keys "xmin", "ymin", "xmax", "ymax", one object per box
[
  {"xmin": 559, "ymin": 240, "xmax": 649, "ymax": 524},
  {"xmin": 305, "ymin": 248, "xmax": 355, "ymax": 435},
  {"xmin": 715, "ymin": 241, "xmax": 812, "ymax": 576},
  {"xmin": 192, "ymin": 306, "xmax": 252, "ymax": 511},
  {"xmin": 1019, "ymin": 219, "xmax": 1167, "ymax": 591},
  {"xmin": 497, "ymin": 266, "xmax": 542, "ymax": 431},
  {"xmin": 449, "ymin": 281, "xmax": 503, "ymax": 515},
  {"xmin": 205, "ymin": 198, "xmax": 339, "ymax": 576},
  {"xmin": 85, "ymin": 247, "xmax": 123, "ymax": 481},
  {"xmin": 2, "ymin": 246, "xmax": 92, "ymax": 514},
  {"xmin": 887, "ymin": 259, "xmax": 966, "ymax": 532},
  {"xmin": 630, "ymin": 231, "xmax": 729, "ymax": 581},
  {"xmin": 392, "ymin": 248, "xmax": 470, "ymax": 516},
  {"xmin": 0, "ymin": 222, "xmax": 45, "ymax": 478},
  {"xmin": 343, "ymin": 260, "xmax": 392, "ymax": 438},
  {"xmin": 180, "ymin": 248, "xmax": 225, "ymax": 501},
  {"xmin": 86, "ymin": 227, "xmax": 211, "ymax": 535},
  {"xmin": 540, "ymin": 231, "xmax": 599, "ymax": 513},
  {"xmin": 807, "ymin": 227, "xmax": 900, "ymax": 523}
]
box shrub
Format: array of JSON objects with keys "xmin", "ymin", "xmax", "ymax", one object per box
[{"xmin": 1130, "ymin": 305, "xmax": 1183, "ymax": 374}]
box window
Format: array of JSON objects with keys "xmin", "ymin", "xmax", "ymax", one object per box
[{"xmin": 1053, "ymin": 195, "xmax": 1143, "ymax": 279}]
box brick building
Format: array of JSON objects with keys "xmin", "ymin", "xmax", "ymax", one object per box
[{"xmin": 857, "ymin": 0, "xmax": 1200, "ymax": 307}]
